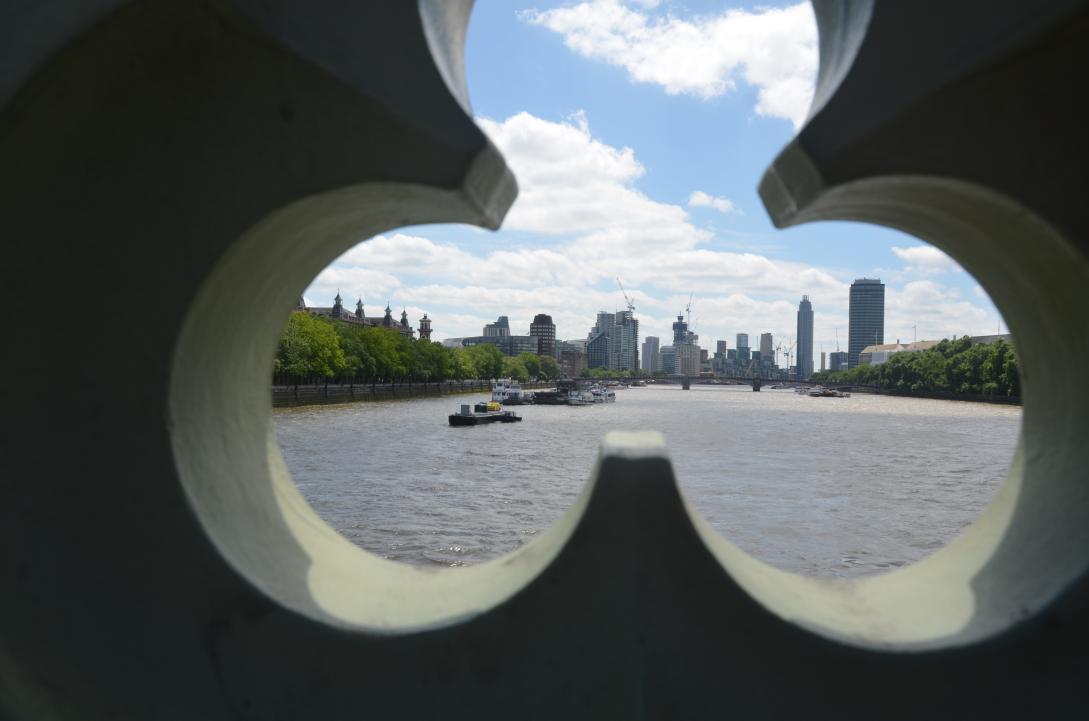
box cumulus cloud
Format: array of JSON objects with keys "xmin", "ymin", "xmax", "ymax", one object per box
[
  {"xmin": 891, "ymin": 245, "xmax": 959, "ymax": 274},
  {"xmin": 885, "ymin": 281, "xmax": 996, "ymax": 343},
  {"xmin": 521, "ymin": 0, "xmax": 818, "ymax": 128},
  {"xmin": 304, "ymin": 110, "xmax": 1000, "ymax": 358},
  {"xmin": 477, "ymin": 111, "xmax": 697, "ymax": 250},
  {"xmin": 688, "ymin": 190, "xmax": 739, "ymax": 214}
]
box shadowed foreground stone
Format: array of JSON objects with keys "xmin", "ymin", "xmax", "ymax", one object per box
[{"xmin": 1, "ymin": 1, "xmax": 1088, "ymax": 718}]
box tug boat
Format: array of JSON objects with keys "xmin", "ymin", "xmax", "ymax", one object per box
[{"xmin": 449, "ymin": 401, "xmax": 523, "ymax": 426}]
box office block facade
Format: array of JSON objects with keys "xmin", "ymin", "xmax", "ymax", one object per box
[{"xmin": 848, "ymin": 278, "xmax": 885, "ymax": 368}]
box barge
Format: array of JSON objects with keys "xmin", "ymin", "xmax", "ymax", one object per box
[{"xmin": 449, "ymin": 401, "xmax": 523, "ymax": 426}]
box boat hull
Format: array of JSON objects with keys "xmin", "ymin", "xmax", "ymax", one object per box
[{"xmin": 448, "ymin": 412, "xmax": 523, "ymax": 426}]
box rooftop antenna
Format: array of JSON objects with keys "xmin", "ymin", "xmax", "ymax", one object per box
[{"xmin": 616, "ymin": 277, "xmax": 635, "ymax": 313}]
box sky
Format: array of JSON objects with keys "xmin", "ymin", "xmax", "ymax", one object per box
[{"xmin": 303, "ymin": 0, "xmax": 1005, "ymax": 369}]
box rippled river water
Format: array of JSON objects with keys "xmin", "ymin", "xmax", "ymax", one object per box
[{"xmin": 274, "ymin": 385, "xmax": 1021, "ymax": 577}]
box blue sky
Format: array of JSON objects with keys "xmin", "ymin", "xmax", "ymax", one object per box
[{"xmin": 304, "ymin": 0, "xmax": 1004, "ymax": 369}]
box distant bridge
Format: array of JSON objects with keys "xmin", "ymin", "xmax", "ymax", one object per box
[{"xmin": 640, "ymin": 376, "xmax": 879, "ymax": 392}]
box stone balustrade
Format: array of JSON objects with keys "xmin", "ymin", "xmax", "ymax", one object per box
[{"xmin": 2, "ymin": 1, "xmax": 1087, "ymax": 718}]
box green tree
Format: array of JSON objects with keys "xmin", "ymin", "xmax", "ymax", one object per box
[
  {"xmin": 450, "ymin": 347, "xmax": 478, "ymax": 380},
  {"xmin": 517, "ymin": 352, "xmax": 542, "ymax": 379},
  {"xmin": 502, "ymin": 356, "xmax": 529, "ymax": 383},
  {"xmin": 275, "ymin": 312, "xmax": 347, "ymax": 378},
  {"xmin": 538, "ymin": 355, "xmax": 560, "ymax": 380},
  {"xmin": 335, "ymin": 324, "xmax": 376, "ymax": 379},
  {"xmin": 410, "ymin": 340, "xmax": 454, "ymax": 382},
  {"xmin": 357, "ymin": 326, "xmax": 409, "ymax": 381},
  {"xmin": 811, "ymin": 336, "xmax": 1019, "ymax": 400},
  {"xmin": 467, "ymin": 343, "xmax": 504, "ymax": 380}
]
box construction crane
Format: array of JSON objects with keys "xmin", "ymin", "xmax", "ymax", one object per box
[
  {"xmin": 685, "ymin": 292, "xmax": 693, "ymax": 326},
  {"xmin": 616, "ymin": 277, "xmax": 635, "ymax": 313},
  {"xmin": 781, "ymin": 338, "xmax": 796, "ymax": 376}
]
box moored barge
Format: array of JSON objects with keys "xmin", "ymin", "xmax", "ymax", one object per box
[{"xmin": 449, "ymin": 401, "xmax": 523, "ymax": 426}]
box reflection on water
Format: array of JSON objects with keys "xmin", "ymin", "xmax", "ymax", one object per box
[{"xmin": 273, "ymin": 385, "xmax": 1020, "ymax": 577}]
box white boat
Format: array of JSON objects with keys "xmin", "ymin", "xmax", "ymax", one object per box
[
  {"xmin": 492, "ymin": 378, "xmax": 533, "ymax": 405},
  {"xmin": 567, "ymin": 389, "xmax": 594, "ymax": 406},
  {"xmin": 588, "ymin": 384, "xmax": 616, "ymax": 403}
]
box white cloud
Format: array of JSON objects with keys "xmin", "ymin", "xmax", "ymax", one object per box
[
  {"xmin": 477, "ymin": 111, "xmax": 696, "ymax": 249},
  {"xmin": 304, "ymin": 110, "xmax": 1000, "ymax": 359},
  {"xmin": 688, "ymin": 190, "xmax": 739, "ymax": 214},
  {"xmin": 890, "ymin": 245, "xmax": 959, "ymax": 274},
  {"xmin": 885, "ymin": 281, "xmax": 995, "ymax": 344},
  {"xmin": 521, "ymin": 0, "xmax": 818, "ymax": 128}
]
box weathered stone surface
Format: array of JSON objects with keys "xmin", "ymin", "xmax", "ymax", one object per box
[{"xmin": 2, "ymin": 1, "xmax": 1087, "ymax": 718}]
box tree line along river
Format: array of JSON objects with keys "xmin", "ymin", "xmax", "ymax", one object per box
[{"xmin": 273, "ymin": 384, "xmax": 1021, "ymax": 578}]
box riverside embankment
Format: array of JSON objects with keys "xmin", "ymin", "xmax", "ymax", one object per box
[{"xmin": 272, "ymin": 379, "xmax": 551, "ymax": 408}]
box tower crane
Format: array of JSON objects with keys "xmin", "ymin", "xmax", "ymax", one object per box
[
  {"xmin": 616, "ymin": 277, "xmax": 635, "ymax": 313},
  {"xmin": 685, "ymin": 292, "xmax": 693, "ymax": 326},
  {"xmin": 782, "ymin": 338, "xmax": 796, "ymax": 377}
]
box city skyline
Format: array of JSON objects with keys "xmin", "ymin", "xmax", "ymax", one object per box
[
  {"xmin": 301, "ymin": 0, "xmax": 1006, "ymax": 373},
  {"xmin": 303, "ymin": 285, "xmax": 994, "ymax": 377}
]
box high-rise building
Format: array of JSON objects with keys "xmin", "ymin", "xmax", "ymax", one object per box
[
  {"xmin": 587, "ymin": 331, "xmax": 609, "ymax": 369},
  {"xmin": 587, "ymin": 312, "xmax": 614, "ymax": 370},
  {"xmin": 586, "ymin": 310, "xmax": 639, "ymax": 372},
  {"xmin": 483, "ymin": 315, "xmax": 510, "ymax": 337},
  {"xmin": 672, "ymin": 314, "xmax": 688, "ymax": 346},
  {"xmin": 613, "ymin": 310, "xmax": 639, "ymax": 372},
  {"xmin": 759, "ymin": 333, "xmax": 773, "ymax": 360},
  {"xmin": 735, "ymin": 333, "xmax": 751, "ymax": 366},
  {"xmin": 716, "ymin": 340, "xmax": 728, "ymax": 356},
  {"xmin": 848, "ymin": 278, "xmax": 885, "ymax": 369},
  {"xmin": 829, "ymin": 351, "xmax": 848, "ymax": 372},
  {"xmin": 642, "ymin": 336, "xmax": 660, "ymax": 373},
  {"xmin": 796, "ymin": 295, "xmax": 814, "ymax": 379},
  {"xmin": 676, "ymin": 344, "xmax": 701, "ymax": 376},
  {"xmin": 820, "ymin": 351, "xmax": 826, "ymax": 372},
  {"xmin": 660, "ymin": 346, "xmax": 676, "ymax": 375},
  {"xmin": 529, "ymin": 313, "xmax": 556, "ymax": 357}
]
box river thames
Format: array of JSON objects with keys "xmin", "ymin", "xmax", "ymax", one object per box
[{"xmin": 273, "ymin": 385, "xmax": 1021, "ymax": 578}]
